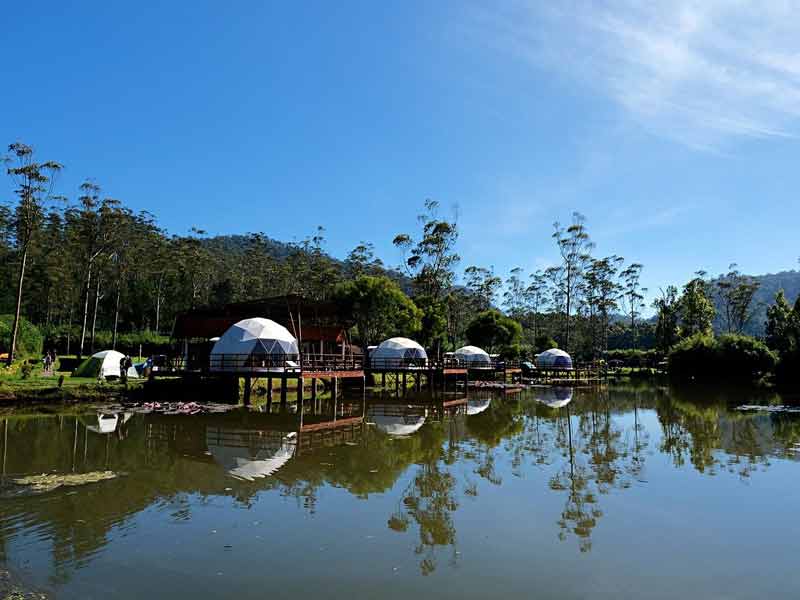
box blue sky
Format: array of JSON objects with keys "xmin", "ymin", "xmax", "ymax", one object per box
[{"xmin": 2, "ymin": 1, "xmax": 799, "ymax": 306}]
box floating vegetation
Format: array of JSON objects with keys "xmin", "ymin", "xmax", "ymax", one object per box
[
  {"xmin": 1, "ymin": 471, "xmax": 120, "ymax": 498},
  {"xmin": 0, "ymin": 567, "xmax": 49, "ymax": 600},
  {"xmin": 104, "ymin": 402, "xmax": 237, "ymax": 415}
]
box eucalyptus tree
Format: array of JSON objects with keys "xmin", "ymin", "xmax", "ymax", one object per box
[
  {"xmin": 3, "ymin": 143, "xmax": 62, "ymax": 364},
  {"xmin": 173, "ymin": 228, "xmax": 215, "ymax": 310},
  {"xmin": 582, "ymin": 256, "xmax": 624, "ymax": 357},
  {"xmin": 503, "ymin": 267, "xmax": 527, "ymax": 319},
  {"xmin": 463, "ymin": 265, "xmax": 501, "ymax": 312},
  {"xmin": 67, "ymin": 181, "xmax": 125, "ymax": 359},
  {"xmin": 393, "ymin": 199, "xmax": 460, "ymax": 350},
  {"xmin": 552, "ymin": 212, "xmax": 594, "ymax": 352},
  {"xmin": 345, "ymin": 241, "xmax": 383, "ymax": 279},
  {"xmin": 714, "ymin": 264, "xmax": 760, "ymax": 334},
  {"xmin": 393, "ymin": 199, "xmax": 460, "ymax": 301},
  {"xmin": 526, "ymin": 269, "xmax": 549, "ymax": 342},
  {"xmin": 620, "ymin": 263, "xmax": 647, "ymax": 348}
]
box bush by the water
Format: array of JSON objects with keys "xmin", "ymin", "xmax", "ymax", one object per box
[
  {"xmin": 0, "ymin": 315, "xmax": 44, "ymax": 359},
  {"xmin": 668, "ymin": 333, "xmax": 777, "ymax": 380}
]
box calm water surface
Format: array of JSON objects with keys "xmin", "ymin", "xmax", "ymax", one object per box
[{"xmin": 2, "ymin": 383, "xmax": 800, "ymax": 599}]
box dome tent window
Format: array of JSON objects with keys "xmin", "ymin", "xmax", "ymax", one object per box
[
  {"xmin": 535, "ymin": 348, "xmax": 573, "ymax": 370},
  {"xmin": 210, "ymin": 318, "xmax": 299, "ymax": 372},
  {"xmin": 370, "ymin": 337, "xmax": 427, "ymax": 369}
]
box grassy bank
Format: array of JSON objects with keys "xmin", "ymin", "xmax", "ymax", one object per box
[{"xmin": 0, "ymin": 372, "xmax": 143, "ymax": 405}]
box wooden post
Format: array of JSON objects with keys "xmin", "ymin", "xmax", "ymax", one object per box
[
  {"xmin": 394, "ymin": 372, "xmax": 399, "ymax": 395},
  {"xmin": 381, "ymin": 372, "xmax": 386, "ymax": 387},
  {"xmin": 402, "ymin": 371, "xmax": 407, "ymax": 395},
  {"xmin": 267, "ymin": 376, "xmax": 273, "ymax": 400},
  {"xmin": 280, "ymin": 376, "xmax": 287, "ymax": 407},
  {"xmin": 243, "ymin": 376, "xmax": 251, "ymax": 406},
  {"xmin": 332, "ymin": 376, "xmax": 339, "ymax": 400},
  {"xmin": 297, "ymin": 377, "xmax": 304, "ymax": 413},
  {"xmin": 311, "ymin": 378, "xmax": 317, "ymax": 402}
]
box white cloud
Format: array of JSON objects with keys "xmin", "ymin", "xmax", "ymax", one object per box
[{"xmin": 459, "ymin": 0, "xmax": 800, "ymax": 149}]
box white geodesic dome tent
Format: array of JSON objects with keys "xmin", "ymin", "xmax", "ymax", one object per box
[
  {"xmin": 535, "ymin": 348, "xmax": 573, "ymax": 370},
  {"xmin": 454, "ymin": 345, "xmax": 492, "ymax": 368},
  {"xmin": 370, "ymin": 337, "xmax": 427, "ymax": 369},
  {"xmin": 74, "ymin": 350, "xmax": 139, "ymax": 380},
  {"xmin": 209, "ymin": 318, "xmax": 299, "ymax": 372}
]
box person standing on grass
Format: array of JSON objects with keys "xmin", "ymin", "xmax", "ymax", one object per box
[{"xmin": 120, "ymin": 354, "xmax": 128, "ymax": 384}]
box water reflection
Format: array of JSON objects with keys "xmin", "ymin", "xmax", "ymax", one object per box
[
  {"xmin": 207, "ymin": 428, "xmax": 297, "ymax": 481},
  {"xmin": 367, "ymin": 404, "xmax": 427, "ymax": 436},
  {"xmin": 1, "ymin": 384, "xmax": 800, "ymax": 596},
  {"xmin": 533, "ymin": 386, "xmax": 573, "ymax": 409}
]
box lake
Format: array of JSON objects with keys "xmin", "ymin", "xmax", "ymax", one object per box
[{"xmin": 2, "ymin": 383, "xmax": 800, "ymax": 599}]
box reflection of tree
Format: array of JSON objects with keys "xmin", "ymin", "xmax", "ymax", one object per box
[
  {"xmin": 509, "ymin": 388, "xmax": 656, "ymax": 552},
  {"xmin": 393, "ymin": 463, "xmax": 459, "ymax": 575},
  {"xmin": 549, "ymin": 409, "xmax": 599, "ymax": 552},
  {"xmin": 655, "ymin": 386, "xmax": 782, "ymax": 479}
]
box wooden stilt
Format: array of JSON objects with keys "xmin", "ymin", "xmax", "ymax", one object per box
[
  {"xmin": 280, "ymin": 376, "xmax": 287, "ymax": 407},
  {"xmin": 243, "ymin": 376, "xmax": 252, "ymax": 406}
]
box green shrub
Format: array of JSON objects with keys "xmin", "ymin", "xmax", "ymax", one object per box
[
  {"xmin": 668, "ymin": 334, "xmax": 716, "ymax": 379},
  {"xmin": 20, "ymin": 362, "xmax": 33, "ymax": 379},
  {"xmin": 0, "ymin": 314, "xmax": 44, "ymax": 359},
  {"xmin": 668, "ymin": 333, "xmax": 776, "ymax": 381},
  {"xmin": 716, "ymin": 334, "xmax": 777, "ymax": 380}
]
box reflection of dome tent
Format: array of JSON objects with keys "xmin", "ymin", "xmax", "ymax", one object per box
[
  {"xmin": 206, "ymin": 428, "xmax": 297, "ymax": 481},
  {"xmin": 370, "ymin": 337, "xmax": 427, "ymax": 369},
  {"xmin": 467, "ymin": 397, "xmax": 491, "ymax": 415},
  {"xmin": 367, "ymin": 404, "xmax": 426, "ymax": 436},
  {"xmin": 210, "ymin": 318, "xmax": 299, "ymax": 372},
  {"xmin": 83, "ymin": 412, "xmax": 134, "ymax": 434},
  {"xmin": 535, "ymin": 386, "xmax": 573, "ymax": 408},
  {"xmin": 454, "ymin": 345, "xmax": 492, "ymax": 368},
  {"xmin": 535, "ymin": 348, "xmax": 573, "ymax": 370}
]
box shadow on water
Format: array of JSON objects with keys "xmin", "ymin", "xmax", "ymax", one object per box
[{"xmin": 1, "ymin": 381, "xmax": 799, "ymax": 594}]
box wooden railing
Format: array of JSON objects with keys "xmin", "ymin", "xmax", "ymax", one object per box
[{"xmin": 207, "ymin": 353, "xmax": 365, "ymax": 373}]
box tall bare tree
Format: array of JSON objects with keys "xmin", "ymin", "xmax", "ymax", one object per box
[
  {"xmin": 552, "ymin": 212, "xmax": 593, "ymax": 352},
  {"xmin": 3, "ymin": 143, "xmax": 62, "ymax": 365}
]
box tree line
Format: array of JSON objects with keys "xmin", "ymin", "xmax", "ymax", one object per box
[{"xmin": 6, "ymin": 140, "xmax": 796, "ymax": 378}]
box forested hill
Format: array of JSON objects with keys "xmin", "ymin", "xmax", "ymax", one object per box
[
  {"xmin": 712, "ymin": 269, "xmax": 800, "ymax": 336},
  {"xmin": 202, "ymin": 234, "xmax": 295, "ymax": 261}
]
